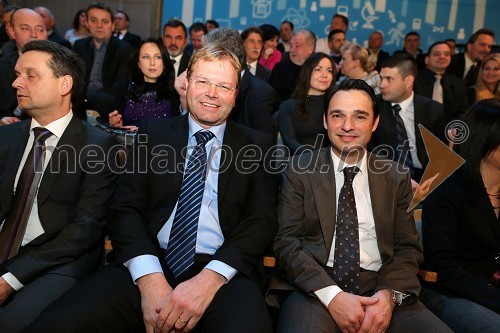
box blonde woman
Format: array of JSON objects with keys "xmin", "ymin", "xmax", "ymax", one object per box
[
  {"xmin": 467, "ymin": 53, "xmax": 500, "ymax": 106},
  {"xmin": 339, "ymin": 43, "xmax": 380, "ymax": 94}
]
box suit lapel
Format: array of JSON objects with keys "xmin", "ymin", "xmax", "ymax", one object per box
[{"xmin": 168, "ymin": 115, "xmax": 189, "ymax": 195}]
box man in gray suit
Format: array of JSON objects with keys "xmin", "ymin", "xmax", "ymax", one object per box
[{"xmin": 272, "ymin": 79, "xmax": 451, "ymax": 333}]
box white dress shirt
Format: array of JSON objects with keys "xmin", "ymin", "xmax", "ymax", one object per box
[{"xmin": 170, "ymin": 53, "xmax": 183, "ymax": 77}]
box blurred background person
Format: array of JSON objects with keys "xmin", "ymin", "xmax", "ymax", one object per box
[
  {"xmin": 277, "ymin": 20, "xmax": 293, "ymax": 53},
  {"xmin": 185, "ymin": 22, "xmax": 206, "ymax": 54},
  {"xmin": 205, "ymin": 19, "xmax": 218, "ymax": 31},
  {"xmin": 340, "ymin": 43, "xmax": 380, "ymax": 94},
  {"xmin": 467, "ymin": 53, "xmax": 500, "ymax": 106},
  {"xmin": 259, "ymin": 23, "xmax": 281, "ymax": 71},
  {"xmin": 34, "ymin": 6, "xmax": 70, "ymax": 48},
  {"xmin": 367, "ymin": 30, "xmax": 389, "ymax": 72},
  {"xmin": 241, "ymin": 26, "xmax": 270, "ymax": 82},
  {"xmin": 64, "ymin": 9, "xmax": 89, "ymax": 46},
  {"xmin": 113, "ymin": 10, "xmax": 141, "ymax": 49}
]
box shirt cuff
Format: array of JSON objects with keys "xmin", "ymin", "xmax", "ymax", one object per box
[
  {"xmin": 124, "ymin": 254, "xmax": 163, "ymax": 283},
  {"xmin": 204, "ymin": 260, "xmax": 238, "ymax": 284},
  {"xmin": 314, "ymin": 285, "xmax": 343, "ymax": 308},
  {"xmin": 2, "ymin": 272, "xmax": 24, "ymax": 291}
]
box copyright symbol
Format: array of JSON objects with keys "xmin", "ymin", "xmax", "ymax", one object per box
[{"xmin": 445, "ymin": 120, "xmax": 469, "ymax": 144}]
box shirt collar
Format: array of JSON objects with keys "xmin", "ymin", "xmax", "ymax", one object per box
[
  {"xmin": 171, "ymin": 53, "xmax": 183, "ymax": 62},
  {"xmin": 188, "ymin": 113, "xmax": 226, "ymax": 143},
  {"xmin": 391, "ymin": 92, "xmax": 414, "ymax": 114},
  {"xmin": 330, "ymin": 147, "xmax": 368, "ymax": 176},
  {"xmin": 30, "ymin": 110, "xmax": 74, "ymax": 139}
]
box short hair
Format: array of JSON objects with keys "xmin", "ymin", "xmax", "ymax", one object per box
[
  {"xmin": 333, "ymin": 13, "xmax": 348, "ymax": 28},
  {"xmin": 405, "ymin": 31, "xmax": 420, "ymax": 40},
  {"xmin": 22, "ymin": 40, "xmax": 85, "ymax": 106},
  {"xmin": 467, "ymin": 28, "xmax": 495, "ymax": 45},
  {"xmin": 381, "ymin": 53, "xmax": 417, "ymax": 79},
  {"xmin": 281, "ymin": 20, "xmax": 294, "ymax": 30},
  {"xmin": 324, "ymin": 78, "xmax": 379, "ymax": 120},
  {"xmin": 186, "ymin": 44, "xmax": 241, "ymax": 88},
  {"xmin": 163, "ymin": 18, "xmax": 187, "ymax": 37},
  {"xmin": 426, "ymin": 41, "xmax": 451, "ymax": 55},
  {"xmin": 205, "ymin": 19, "xmax": 219, "ymax": 28},
  {"xmin": 327, "ymin": 29, "xmax": 345, "ymax": 42},
  {"xmin": 444, "ymin": 38, "xmax": 456, "ymax": 43},
  {"xmin": 189, "ymin": 22, "xmax": 207, "ymax": 34},
  {"xmin": 240, "ymin": 26, "xmax": 263, "ymax": 42},
  {"xmin": 203, "ymin": 27, "xmax": 245, "ymax": 69},
  {"xmin": 71, "ymin": 9, "xmax": 86, "ymax": 30},
  {"xmin": 370, "ymin": 30, "xmax": 384, "ymax": 38},
  {"xmin": 86, "ymin": 2, "xmax": 113, "ymax": 21},
  {"xmin": 292, "ymin": 29, "xmax": 317, "ymax": 49},
  {"xmin": 341, "ymin": 43, "xmax": 376, "ymax": 72},
  {"xmin": 259, "ymin": 23, "xmax": 280, "ymax": 43},
  {"xmin": 115, "ymin": 10, "xmax": 130, "ymax": 21}
]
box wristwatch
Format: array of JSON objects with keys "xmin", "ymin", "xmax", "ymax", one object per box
[{"xmin": 388, "ymin": 289, "xmax": 410, "ymax": 306}]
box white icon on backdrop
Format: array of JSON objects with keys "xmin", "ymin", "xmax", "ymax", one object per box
[
  {"xmin": 412, "ymin": 18, "xmax": 422, "ymax": 30},
  {"xmin": 457, "ymin": 28, "xmax": 465, "ymax": 40},
  {"xmin": 252, "ymin": 0, "xmax": 272, "ymax": 19},
  {"xmin": 386, "ymin": 22, "xmax": 406, "ymax": 46},
  {"xmin": 387, "ymin": 10, "xmax": 396, "ymax": 23},
  {"xmin": 281, "ymin": 8, "xmax": 311, "ymax": 29},
  {"xmin": 310, "ymin": 1, "xmax": 317, "ymax": 12},
  {"xmin": 361, "ymin": 1, "xmax": 379, "ymax": 29}
]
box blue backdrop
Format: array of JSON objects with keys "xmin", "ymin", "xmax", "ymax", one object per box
[{"xmin": 162, "ymin": 0, "xmax": 499, "ymax": 54}]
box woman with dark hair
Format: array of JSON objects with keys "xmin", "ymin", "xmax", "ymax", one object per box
[
  {"xmin": 258, "ymin": 23, "xmax": 282, "ymax": 70},
  {"xmin": 421, "ymin": 98, "xmax": 500, "ymax": 331},
  {"xmin": 278, "ymin": 53, "xmax": 335, "ymax": 155},
  {"xmin": 64, "ymin": 9, "xmax": 90, "ymax": 45},
  {"xmin": 109, "ymin": 38, "xmax": 179, "ymax": 130}
]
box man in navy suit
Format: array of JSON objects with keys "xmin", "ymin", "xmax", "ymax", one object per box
[
  {"xmin": 162, "ymin": 19, "xmax": 191, "ymax": 77},
  {"xmin": 113, "ymin": 10, "xmax": 141, "ymax": 49}
]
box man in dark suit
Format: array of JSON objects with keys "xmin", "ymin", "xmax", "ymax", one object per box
[
  {"xmin": 272, "ymin": 79, "xmax": 451, "ymax": 333},
  {"xmin": 367, "ymin": 30, "xmax": 389, "ymax": 72},
  {"xmin": 393, "ymin": 31, "xmax": 426, "ymax": 71},
  {"xmin": 33, "ymin": 6, "xmax": 70, "ymax": 49},
  {"xmin": 73, "ymin": 3, "xmax": 133, "ymax": 121},
  {"xmin": 0, "ymin": 8, "xmax": 47, "ymax": 126},
  {"xmin": 185, "ymin": 22, "xmax": 206, "ymax": 55},
  {"xmin": 447, "ymin": 28, "xmax": 495, "ymax": 87},
  {"xmin": 241, "ymin": 26, "xmax": 271, "ymax": 82},
  {"xmin": 415, "ymin": 41, "xmax": 467, "ymax": 122},
  {"xmin": 113, "ymin": 10, "xmax": 141, "ymax": 49},
  {"xmin": 162, "ymin": 19, "xmax": 191, "ymax": 77},
  {"xmin": 371, "ymin": 53, "xmax": 447, "ymax": 185},
  {"xmin": 28, "ymin": 44, "xmax": 277, "ymax": 333},
  {"xmin": 0, "ymin": 40, "xmax": 118, "ymax": 332}
]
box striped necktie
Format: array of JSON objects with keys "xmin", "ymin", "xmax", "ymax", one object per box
[{"xmin": 393, "ymin": 104, "xmax": 414, "ymax": 177}]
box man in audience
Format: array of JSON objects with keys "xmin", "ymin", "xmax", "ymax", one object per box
[
  {"xmin": 327, "ymin": 29, "xmax": 346, "ymax": 64},
  {"xmin": 205, "ymin": 19, "xmax": 219, "ymax": 31},
  {"xmin": 28, "ymin": 43, "xmax": 277, "ymax": 333},
  {"xmin": 241, "ymin": 26, "xmax": 271, "ymax": 82},
  {"xmin": 0, "ymin": 5, "xmax": 19, "ymax": 56},
  {"xmin": 272, "ymin": 78, "xmax": 452, "ymax": 333},
  {"xmin": 445, "ymin": 38, "xmax": 457, "ymax": 54},
  {"xmin": 162, "ymin": 18, "xmax": 191, "ymax": 77},
  {"xmin": 0, "ymin": 1, "xmax": 11, "ymax": 50},
  {"xmin": 447, "ymin": 28, "xmax": 495, "ymax": 86},
  {"xmin": 0, "ymin": 8, "xmax": 47, "ymax": 126},
  {"xmin": 0, "ymin": 39, "xmax": 118, "ymax": 332},
  {"xmin": 73, "ymin": 3, "xmax": 133, "ymax": 121},
  {"xmin": 316, "ymin": 13, "xmax": 348, "ymax": 54},
  {"xmin": 113, "ymin": 10, "xmax": 141, "ymax": 49},
  {"xmin": 367, "ymin": 30, "xmax": 389, "ymax": 72},
  {"xmin": 269, "ymin": 29, "xmax": 316, "ymax": 110},
  {"xmin": 277, "ymin": 20, "xmax": 293, "ymax": 53},
  {"xmin": 33, "ymin": 6, "xmax": 70, "ymax": 49},
  {"xmin": 415, "ymin": 41, "xmax": 467, "ymax": 122},
  {"xmin": 185, "ymin": 21, "xmax": 206, "ymax": 54},
  {"xmin": 370, "ymin": 53, "xmax": 447, "ymax": 185},
  {"xmin": 394, "ymin": 31, "xmax": 426, "ymax": 71}
]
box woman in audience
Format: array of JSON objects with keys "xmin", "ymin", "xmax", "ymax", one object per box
[
  {"xmin": 467, "ymin": 53, "xmax": 500, "ymax": 106},
  {"xmin": 109, "ymin": 38, "xmax": 179, "ymax": 130},
  {"xmin": 339, "ymin": 43, "xmax": 381, "ymax": 94},
  {"xmin": 421, "ymin": 98, "xmax": 500, "ymax": 332},
  {"xmin": 278, "ymin": 53, "xmax": 334, "ymax": 155},
  {"xmin": 258, "ymin": 24, "xmax": 282, "ymax": 71},
  {"xmin": 65, "ymin": 9, "xmax": 90, "ymax": 46}
]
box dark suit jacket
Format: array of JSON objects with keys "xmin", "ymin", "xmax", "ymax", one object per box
[
  {"xmin": 48, "ymin": 29, "xmax": 71, "ymax": 49},
  {"xmin": 108, "ymin": 115, "xmax": 278, "ymax": 279},
  {"xmin": 0, "ymin": 51, "xmax": 19, "ymax": 120},
  {"xmin": 269, "ymin": 59, "xmax": 301, "ymax": 112},
  {"xmin": 232, "ymin": 70, "xmax": 276, "ymax": 137},
  {"xmin": 447, "ymin": 52, "xmax": 480, "ymax": 87},
  {"xmin": 255, "ymin": 63, "xmax": 271, "ymax": 82},
  {"xmin": 368, "ymin": 48, "xmax": 390, "ymax": 72},
  {"xmin": 369, "ymin": 94, "xmax": 447, "ymax": 171},
  {"xmin": 415, "ymin": 68, "xmax": 467, "ymax": 122},
  {"xmin": 0, "ymin": 115, "xmax": 118, "ymax": 284},
  {"xmin": 422, "ymin": 170, "xmax": 500, "ymax": 313},
  {"xmin": 273, "ymin": 149, "xmax": 422, "ymax": 298},
  {"xmin": 121, "ymin": 31, "xmax": 142, "ymax": 49},
  {"xmin": 175, "ymin": 51, "xmax": 191, "ymax": 76}
]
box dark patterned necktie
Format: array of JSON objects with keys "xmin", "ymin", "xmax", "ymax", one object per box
[
  {"xmin": 332, "ymin": 166, "xmax": 360, "ymax": 294},
  {"xmin": 464, "ymin": 64, "xmax": 476, "ymax": 86},
  {"xmin": 393, "ymin": 104, "xmax": 414, "ymax": 177},
  {"xmin": 0, "ymin": 127, "xmax": 53, "ymax": 264},
  {"xmin": 165, "ymin": 130, "xmax": 214, "ymax": 277}
]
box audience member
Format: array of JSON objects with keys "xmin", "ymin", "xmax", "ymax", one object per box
[
  {"xmin": 0, "ymin": 1, "xmax": 13, "ymax": 51},
  {"xmin": 0, "ymin": 5, "xmax": 20, "ymax": 56},
  {"xmin": 420, "ymin": 98, "xmax": 500, "ymax": 331},
  {"xmin": 113, "ymin": 10, "xmax": 141, "ymax": 49},
  {"xmin": 64, "ymin": 9, "xmax": 89, "ymax": 46},
  {"xmin": 28, "ymin": 44, "xmax": 277, "ymax": 333},
  {"xmin": 327, "ymin": 29, "xmax": 346, "ymax": 64},
  {"xmin": 205, "ymin": 19, "xmax": 218, "ymax": 31},
  {"xmin": 108, "ymin": 38, "xmax": 179, "ymax": 130},
  {"xmin": 394, "ymin": 31, "xmax": 426, "ymax": 71},
  {"xmin": 316, "ymin": 13, "xmax": 348, "ymax": 54},
  {"xmin": 466, "ymin": 53, "xmax": 500, "ymax": 106},
  {"xmin": 448, "ymin": 28, "xmax": 495, "ymax": 87},
  {"xmin": 0, "ymin": 39, "xmax": 118, "ymax": 332},
  {"xmin": 367, "ymin": 30, "xmax": 389, "ymax": 72},
  {"xmin": 241, "ymin": 26, "xmax": 271, "ymax": 82},
  {"xmin": 73, "ymin": 3, "xmax": 133, "ymax": 121},
  {"xmin": 277, "ymin": 20, "xmax": 293, "ymax": 53},
  {"xmin": 258, "ymin": 23, "xmax": 281, "ymax": 71},
  {"xmin": 269, "ymin": 29, "xmax": 316, "ymax": 110},
  {"xmin": 415, "ymin": 41, "xmax": 467, "ymax": 122},
  {"xmin": 370, "ymin": 53, "xmax": 447, "ymax": 184},
  {"xmin": 278, "ymin": 53, "xmax": 333, "ymax": 155},
  {"xmin": 339, "ymin": 43, "xmax": 380, "ymax": 94},
  {"xmin": 162, "ymin": 18, "xmax": 191, "ymax": 77},
  {"xmin": 272, "ymin": 79, "xmax": 452, "ymax": 333},
  {"xmin": 445, "ymin": 38, "xmax": 457, "ymax": 54},
  {"xmin": 0, "ymin": 8, "xmax": 47, "ymax": 125},
  {"xmin": 185, "ymin": 21, "xmax": 207, "ymax": 54},
  {"xmin": 33, "ymin": 6, "xmax": 70, "ymax": 49}
]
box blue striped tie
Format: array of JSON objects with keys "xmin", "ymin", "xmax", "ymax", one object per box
[
  {"xmin": 166, "ymin": 130, "xmax": 214, "ymax": 277},
  {"xmin": 393, "ymin": 104, "xmax": 414, "ymax": 177}
]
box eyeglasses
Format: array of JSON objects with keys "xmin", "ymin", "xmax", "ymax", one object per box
[{"xmin": 189, "ymin": 78, "xmax": 237, "ymax": 95}]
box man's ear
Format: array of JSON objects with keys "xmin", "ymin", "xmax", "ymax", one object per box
[{"xmin": 60, "ymin": 75, "xmax": 73, "ymax": 97}]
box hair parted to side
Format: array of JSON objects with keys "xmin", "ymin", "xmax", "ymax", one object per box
[{"xmin": 86, "ymin": 2, "xmax": 113, "ymax": 20}]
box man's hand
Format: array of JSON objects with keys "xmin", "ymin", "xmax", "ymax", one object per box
[
  {"xmin": 0, "ymin": 277, "xmax": 15, "ymax": 305},
  {"xmin": 155, "ymin": 268, "xmax": 226, "ymax": 333},
  {"xmin": 137, "ymin": 273, "xmax": 173, "ymax": 333},
  {"xmin": 175, "ymin": 70, "xmax": 188, "ymax": 111},
  {"xmin": 358, "ymin": 289, "xmax": 395, "ymax": 333},
  {"xmin": 108, "ymin": 110, "xmax": 123, "ymax": 128},
  {"xmin": 328, "ymin": 292, "xmax": 379, "ymax": 333},
  {"xmin": 0, "ymin": 116, "xmax": 20, "ymax": 126}
]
